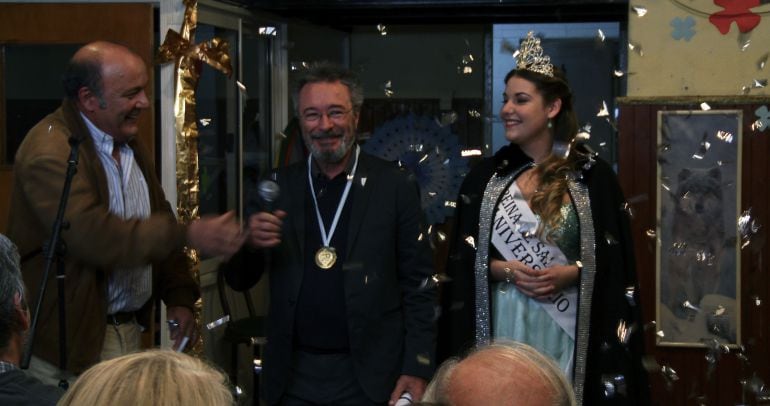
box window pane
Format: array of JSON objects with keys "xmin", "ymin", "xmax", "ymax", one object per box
[{"xmin": 3, "ymin": 44, "xmax": 79, "ymax": 164}]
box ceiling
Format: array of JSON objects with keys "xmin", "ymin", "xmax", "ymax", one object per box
[{"xmin": 216, "ymin": 0, "xmax": 628, "ymax": 28}]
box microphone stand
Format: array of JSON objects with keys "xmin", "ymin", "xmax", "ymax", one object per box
[{"xmin": 21, "ymin": 137, "xmax": 80, "ymax": 390}]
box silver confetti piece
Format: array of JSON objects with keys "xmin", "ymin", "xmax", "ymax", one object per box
[
  {"xmin": 682, "ymin": 300, "xmax": 700, "ymax": 312},
  {"xmin": 716, "ymin": 130, "xmax": 733, "ymax": 143},
  {"xmin": 206, "ymin": 315, "xmax": 230, "ymax": 330},
  {"xmin": 738, "ymin": 208, "xmax": 761, "ymax": 249},
  {"xmin": 597, "ymin": 100, "xmax": 610, "ymax": 117},
  {"xmin": 601, "ymin": 374, "xmax": 627, "ymax": 398},
  {"xmin": 620, "ymin": 202, "xmax": 634, "ymax": 218},
  {"xmin": 625, "ymin": 286, "xmax": 636, "ymax": 306},
  {"xmin": 661, "ymin": 365, "xmax": 680, "ymax": 382}
]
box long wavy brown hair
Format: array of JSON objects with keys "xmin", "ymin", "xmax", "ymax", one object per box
[{"xmin": 504, "ymin": 67, "xmax": 579, "ymax": 242}]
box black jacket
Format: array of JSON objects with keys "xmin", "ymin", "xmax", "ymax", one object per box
[
  {"xmin": 224, "ymin": 151, "xmax": 437, "ymax": 404},
  {"xmin": 0, "ymin": 369, "xmax": 63, "ymax": 405}
]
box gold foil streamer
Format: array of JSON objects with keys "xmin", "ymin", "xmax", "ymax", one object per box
[{"xmin": 157, "ymin": 0, "xmax": 233, "ymax": 357}]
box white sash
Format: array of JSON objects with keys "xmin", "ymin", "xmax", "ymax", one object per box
[{"xmin": 491, "ymin": 181, "xmax": 577, "ymax": 340}]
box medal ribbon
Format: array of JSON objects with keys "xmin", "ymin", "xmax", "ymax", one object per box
[{"xmin": 307, "ymin": 145, "xmax": 361, "ymax": 250}]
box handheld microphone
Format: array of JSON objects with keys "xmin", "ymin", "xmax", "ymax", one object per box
[{"xmin": 257, "ymin": 179, "xmax": 280, "ymax": 212}]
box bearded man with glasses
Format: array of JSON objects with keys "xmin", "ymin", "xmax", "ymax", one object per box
[{"xmin": 223, "ymin": 61, "xmax": 436, "ymax": 406}]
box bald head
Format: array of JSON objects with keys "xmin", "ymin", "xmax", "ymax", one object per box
[
  {"xmin": 425, "ymin": 343, "xmax": 576, "ymax": 406},
  {"xmin": 63, "ymin": 41, "xmax": 142, "ymax": 102},
  {"xmin": 62, "ymin": 41, "xmax": 149, "ymax": 142}
]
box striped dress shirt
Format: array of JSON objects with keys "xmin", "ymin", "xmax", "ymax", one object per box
[{"xmin": 81, "ymin": 113, "xmax": 152, "ymax": 315}]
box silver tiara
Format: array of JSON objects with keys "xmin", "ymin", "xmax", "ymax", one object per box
[{"xmin": 515, "ymin": 31, "xmax": 554, "ymax": 78}]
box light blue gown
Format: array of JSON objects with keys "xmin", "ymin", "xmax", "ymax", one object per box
[{"xmin": 492, "ymin": 203, "xmax": 581, "ymax": 378}]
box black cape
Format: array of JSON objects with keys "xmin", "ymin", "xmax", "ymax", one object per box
[{"xmin": 437, "ymin": 143, "xmax": 650, "ymax": 405}]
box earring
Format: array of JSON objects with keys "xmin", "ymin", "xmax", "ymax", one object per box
[{"xmin": 547, "ymin": 119, "xmax": 553, "ymax": 129}]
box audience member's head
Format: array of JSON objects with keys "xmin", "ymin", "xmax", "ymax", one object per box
[
  {"xmin": 422, "ymin": 341, "xmax": 576, "ymax": 406},
  {"xmin": 0, "ymin": 233, "xmax": 28, "ymax": 362},
  {"xmin": 57, "ymin": 350, "xmax": 234, "ymax": 405}
]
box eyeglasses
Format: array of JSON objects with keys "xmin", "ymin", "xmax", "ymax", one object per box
[{"xmin": 301, "ymin": 108, "xmax": 352, "ymax": 123}]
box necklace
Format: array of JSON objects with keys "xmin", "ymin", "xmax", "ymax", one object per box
[{"xmin": 307, "ymin": 146, "xmax": 360, "ymax": 269}]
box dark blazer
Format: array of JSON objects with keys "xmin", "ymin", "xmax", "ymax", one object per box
[{"xmin": 225, "ymin": 151, "xmax": 436, "ymax": 405}]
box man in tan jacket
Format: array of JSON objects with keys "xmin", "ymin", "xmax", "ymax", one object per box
[{"xmin": 7, "ymin": 41, "xmax": 243, "ymax": 386}]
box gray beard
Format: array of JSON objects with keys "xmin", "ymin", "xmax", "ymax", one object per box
[{"xmin": 308, "ymin": 136, "xmax": 355, "ymax": 164}]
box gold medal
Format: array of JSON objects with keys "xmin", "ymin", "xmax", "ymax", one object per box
[{"xmin": 315, "ymin": 246, "xmax": 337, "ymax": 270}]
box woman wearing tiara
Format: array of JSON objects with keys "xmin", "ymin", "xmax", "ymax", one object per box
[{"xmin": 437, "ymin": 32, "xmax": 649, "ymax": 405}]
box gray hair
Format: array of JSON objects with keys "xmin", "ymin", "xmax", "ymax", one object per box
[
  {"xmin": 0, "ymin": 234, "xmax": 26, "ymax": 350},
  {"xmin": 62, "ymin": 55, "xmax": 103, "ymax": 102},
  {"xmin": 423, "ymin": 341, "xmax": 577, "ymax": 406},
  {"xmin": 292, "ymin": 61, "xmax": 364, "ymax": 115}
]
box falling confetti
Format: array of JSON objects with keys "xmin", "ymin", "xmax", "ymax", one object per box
[
  {"xmin": 437, "ymin": 111, "xmax": 458, "ymax": 127},
  {"xmin": 625, "ymin": 287, "xmax": 636, "ymax": 306},
  {"xmin": 206, "ymin": 315, "xmax": 230, "ymax": 330},
  {"xmin": 758, "ymin": 53, "xmax": 768, "ymax": 70},
  {"xmin": 236, "ymin": 80, "xmax": 248, "ymax": 96},
  {"xmin": 461, "ymin": 149, "xmax": 482, "ymax": 157},
  {"xmin": 613, "ymin": 69, "xmax": 625, "ymax": 77},
  {"xmin": 602, "ymin": 374, "xmax": 628, "ymax": 398},
  {"xmin": 700, "ymin": 102, "xmax": 711, "ymax": 111},
  {"xmin": 258, "ymin": 26, "xmax": 277, "ymax": 36},
  {"xmin": 620, "ymin": 202, "xmax": 634, "ymax": 218},
  {"xmin": 464, "ymin": 235, "xmax": 476, "ymax": 249},
  {"xmin": 420, "ymin": 273, "xmax": 453, "ymax": 290},
  {"xmin": 738, "ymin": 208, "xmax": 761, "ymax": 248},
  {"xmin": 661, "ymin": 365, "xmax": 680, "ymax": 384},
  {"xmin": 716, "ymin": 130, "xmax": 734, "ymax": 143},
  {"xmin": 646, "ymin": 229, "xmax": 657, "ymax": 239},
  {"xmin": 199, "ymin": 118, "xmax": 212, "ymax": 127},
  {"xmin": 597, "ymin": 101, "xmax": 610, "ymax": 117},
  {"xmin": 383, "ymin": 80, "xmax": 394, "ymax": 97},
  {"xmin": 682, "ymin": 300, "xmax": 700, "ymax": 312},
  {"xmin": 597, "ymin": 29, "xmax": 606, "ymax": 42},
  {"xmin": 468, "ymin": 109, "xmax": 481, "ymax": 118},
  {"xmin": 740, "ymin": 37, "xmax": 751, "ymax": 52},
  {"xmin": 616, "ymin": 319, "xmax": 631, "ymax": 345},
  {"xmin": 605, "ymin": 232, "xmax": 619, "ymax": 245},
  {"xmin": 632, "ymin": 5, "xmax": 648, "ymax": 17},
  {"xmin": 670, "ymin": 241, "xmax": 687, "ymax": 256},
  {"xmin": 377, "ymin": 24, "xmax": 387, "ymax": 35},
  {"xmin": 253, "ymin": 358, "xmax": 262, "ymax": 374},
  {"xmin": 628, "ymin": 42, "xmax": 644, "ymax": 56},
  {"xmin": 753, "ymin": 79, "xmax": 768, "ymax": 88}
]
